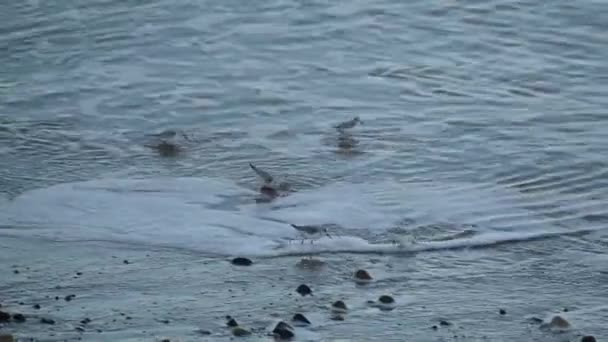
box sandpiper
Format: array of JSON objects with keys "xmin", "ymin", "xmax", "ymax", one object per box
[
  {"xmin": 334, "ymin": 116, "xmax": 362, "ymax": 130},
  {"xmin": 290, "ymin": 224, "xmax": 332, "ymax": 244},
  {"xmin": 249, "ymin": 163, "xmax": 273, "ymax": 184}
]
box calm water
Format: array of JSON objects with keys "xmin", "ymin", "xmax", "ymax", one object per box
[{"xmin": 1, "ymin": 0, "xmax": 607, "ymax": 340}]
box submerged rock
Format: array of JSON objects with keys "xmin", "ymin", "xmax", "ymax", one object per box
[
  {"xmin": 354, "ymin": 269, "xmax": 373, "ymax": 284},
  {"xmin": 296, "ymin": 284, "xmax": 312, "ymax": 296},
  {"xmin": 0, "ymin": 311, "xmax": 10, "ymax": 322},
  {"xmin": 581, "ymin": 336, "xmax": 597, "ymax": 342},
  {"xmin": 272, "ymin": 321, "xmax": 295, "ymax": 339},
  {"xmin": 231, "ymin": 257, "xmax": 253, "ymax": 266},
  {"xmin": 231, "ymin": 326, "xmax": 251, "ymax": 337},
  {"xmin": 499, "ymin": 309, "xmax": 506, "ymax": 315},
  {"xmin": 292, "ymin": 313, "xmax": 311, "ymax": 326}
]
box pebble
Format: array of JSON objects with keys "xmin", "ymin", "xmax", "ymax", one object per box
[
  {"xmin": 378, "ymin": 295, "xmax": 395, "ymax": 304},
  {"xmin": 272, "ymin": 321, "xmax": 295, "ymax": 339},
  {"xmin": 354, "ymin": 269, "xmax": 373, "ymax": 284},
  {"xmin": 227, "ymin": 318, "xmax": 239, "ymax": 327},
  {"xmin": 292, "ymin": 313, "xmax": 311, "ymax": 326},
  {"xmin": 231, "ymin": 257, "xmax": 253, "ymax": 266},
  {"xmin": 439, "ymin": 320, "xmax": 452, "ymax": 326},
  {"xmin": 332, "ymin": 300, "xmax": 348, "ymax": 313},
  {"xmin": 33, "ymin": 304, "xmax": 41, "ymax": 310},
  {"xmin": 499, "ymin": 309, "xmax": 506, "ymax": 315},
  {"xmin": 123, "ymin": 260, "xmax": 130, "ymax": 264},
  {"xmin": 0, "ymin": 311, "xmax": 10, "ymax": 322},
  {"xmin": 296, "ymin": 284, "xmax": 312, "ymax": 296},
  {"xmin": 41, "ymin": 318, "xmax": 56, "ymax": 325},
  {"xmin": 330, "ymin": 314, "xmax": 345, "ymax": 321},
  {"xmin": 65, "ymin": 294, "xmax": 76, "ymax": 302},
  {"xmin": 581, "ymin": 336, "xmax": 596, "ymax": 342},
  {"xmin": 12, "ymin": 313, "xmax": 26, "ymax": 323}
]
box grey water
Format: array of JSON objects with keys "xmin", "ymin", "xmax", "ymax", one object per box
[{"xmin": 1, "ymin": 0, "xmax": 607, "ymax": 341}]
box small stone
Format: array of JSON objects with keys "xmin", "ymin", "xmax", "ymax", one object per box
[
  {"xmin": 332, "ymin": 300, "xmax": 348, "ymax": 311},
  {"xmin": 499, "ymin": 309, "xmax": 506, "ymax": 315},
  {"xmin": 65, "ymin": 294, "xmax": 76, "ymax": 302},
  {"xmin": 231, "ymin": 257, "xmax": 253, "ymax": 266},
  {"xmin": 439, "ymin": 320, "xmax": 451, "ymax": 326},
  {"xmin": 354, "ymin": 269, "xmax": 373, "ymax": 283},
  {"xmin": 123, "ymin": 260, "xmax": 130, "ymax": 264},
  {"xmin": 160, "ymin": 339, "xmax": 170, "ymax": 342},
  {"xmin": 13, "ymin": 270, "xmax": 19, "ymax": 274},
  {"xmin": 125, "ymin": 316, "xmax": 132, "ymax": 320},
  {"xmin": 378, "ymin": 295, "xmax": 395, "ymax": 304},
  {"xmin": 292, "ymin": 313, "xmax": 311, "ymax": 326},
  {"xmin": 75, "ymin": 326, "xmax": 85, "ymax": 332},
  {"xmin": 33, "ymin": 304, "xmax": 41, "ymax": 309},
  {"xmin": 432, "ymin": 325, "xmax": 438, "ymax": 330},
  {"xmin": 41, "ymin": 318, "xmax": 56, "ymax": 325},
  {"xmin": 231, "ymin": 326, "xmax": 251, "ymax": 337},
  {"xmin": 76, "ymin": 272, "xmax": 83, "ymax": 276},
  {"xmin": 563, "ymin": 307, "xmax": 569, "ymax": 312},
  {"xmin": 0, "ymin": 335, "xmax": 14, "ymax": 342},
  {"xmin": 296, "ymin": 284, "xmax": 312, "ymax": 296},
  {"xmin": 81, "ymin": 318, "xmax": 91, "ymax": 325},
  {"xmin": 197, "ymin": 329, "xmax": 212, "ymax": 335},
  {"xmin": 549, "ymin": 315, "xmax": 570, "ymax": 329},
  {"xmin": 0, "ymin": 311, "xmax": 10, "ymax": 322},
  {"xmin": 12, "ymin": 313, "xmax": 26, "ymax": 322},
  {"xmin": 272, "ymin": 321, "xmax": 295, "ymax": 339},
  {"xmin": 227, "ymin": 318, "xmax": 238, "ymax": 327},
  {"xmin": 581, "ymin": 336, "xmax": 597, "ymax": 342}
]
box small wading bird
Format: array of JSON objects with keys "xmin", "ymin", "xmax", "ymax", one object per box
[
  {"xmin": 334, "ymin": 116, "xmax": 362, "ymax": 131},
  {"xmin": 290, "ymin": 224, "xmax": 332, "ymax": 244}
]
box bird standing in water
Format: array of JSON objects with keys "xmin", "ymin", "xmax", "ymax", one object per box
[
  {"xmin": 290, "ymin": 224, "xmax": 332, "ymax": 244},
  {"xmin": 334, "ymin": 116, "xmax": 362, "ymax": 131}
]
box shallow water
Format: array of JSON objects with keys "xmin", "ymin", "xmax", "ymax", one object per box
[{"xmin": 1, "ymin": 0, "xmax": 607, "ymax": 340}]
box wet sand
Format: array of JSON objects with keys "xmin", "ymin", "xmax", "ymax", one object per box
[{"xmin": 1, "ymin": 233, "xmax": 606, "ymax": 341}]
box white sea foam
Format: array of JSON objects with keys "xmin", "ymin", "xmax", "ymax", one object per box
[{"xmin": 0, "ymin": 176, "xmax": 599, "ymax": 257}]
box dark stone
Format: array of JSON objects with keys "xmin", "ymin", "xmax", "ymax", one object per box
[
  {"xmin": 272, "ymin": 321, "xmax": 295, "ymax": 339},
  {"xmin": 197, "ymin": 329, "xmax": 212, "ymax": 335},
  {"xmin": 76, "ymin": 272, "xmax": 82, "ymax": 276},
  {"xmin": 231, "ymin": 257, "xmax": 252, "ymax": 266},
  {"xmin": 581, "ymin": 336, "xmax": 596, "ymax": 342},
  {"xmin": 155, "ymin": 141, "xmax": 181, "ymax": 157},
  {"xmin": 81, "ymin": 318, "xmax": 91, "ymax": 325},
  {"xmin": 499, "ymin": 309, "xmax": 506, "ymax": 315},
  {"xmin": 65, "ymin": 294, "xmax": 76, "ymax": 302},
  {"xmin": 231, "ymin": 327, "xmax": 251, "ymax": 337},
  {"xmin": 161, "ymin": 339, "xmax": 171, "ymax": 342},
  {"xmin": 330, "ymin": 314, "xmax": 344, "ymax": 321},
  {"xmin": 354, "ymin": 269, "xmax": 372, "ymax": 280},
  {"xmin": 13, "ymin": 270, "xmax": 19, "ymax": 274},
  {"xmin": 432, "ymin": 325, "xmax": 438, "ymax": 330},
  {"xmin": 12, "ymin": 313, "xmax": 26, "ymax": 323},
  {"xmin": 0, "ymin": 311, "xmax": 10, "ymax": 322},
  {"xmin": 332, "ymin": 300, "xmax": 347, "ymax": 311},
  {"xmin": 292, "ymin": 313, "xmax": 311, "ymax": 325},
  {"xmin": 55, "ymin": 296, "xmax": 60, "ymax": 301},
  {"xmin": 563, "ymin": 307, "xmax": 569, "ymax": 312},
  {"xmin": 227, "ymin": 318, "xmax": 238, "ymax": 327},
  {"xmin": 378, "ymin": 295, "xmax": 395, "ymax": 304},
  {"xmin": 123, "ymin": 260, "xmax": 130, "ymax": 264},
  {"xmin": 296, "ymin": 284, "xmax": 312, "ymax": 296},
  {"xmin": 439, "ymin": 320, "xmax": 451, "ymax": 326},
  {"xmin": 33, "ymin": 304, "xmax": 41, "ymax": 310},
  {"xmin": 41, "ymin": 318, "xmax": 56, "ymax": 325},
  {"xmin": 125, "ymin": 316, "xmax": 132, "ymax": 320}
]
